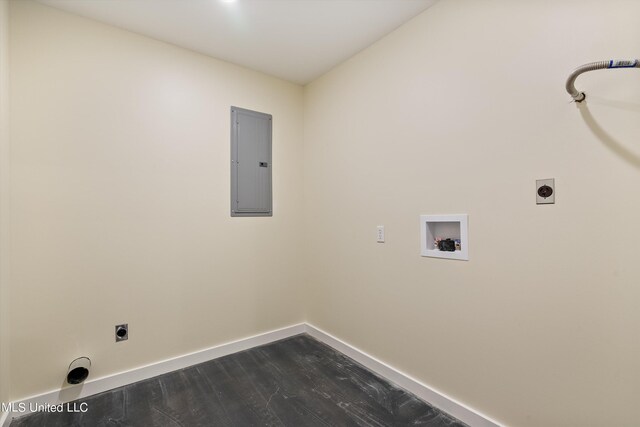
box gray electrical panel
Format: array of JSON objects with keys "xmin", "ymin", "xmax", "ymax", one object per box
[{"xmin": 231, "ymin": 106, "xmax": 272, "ymax": 217}]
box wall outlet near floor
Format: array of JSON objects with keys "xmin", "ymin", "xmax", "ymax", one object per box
[
  {"xmin": 376, "ymin": 226, "xmax": 385, "ymax": 243},
  {"xmin": 115, "ymin": 324, "xmax": 128, "ymax": 342}
]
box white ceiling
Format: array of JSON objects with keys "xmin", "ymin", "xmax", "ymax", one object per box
[{"xmin": 36, "ymin": 0, "xmax": 437, "ymax": 85}]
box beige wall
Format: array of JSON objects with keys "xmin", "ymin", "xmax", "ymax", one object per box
[
  {"xmin": 1, "ymin": 0, "xmax": 10, "ymax": 409},
  {"xmin": 303, "ymin": 1, "xmax": 640, "ymax": 426},
  {"xmin": 9, "ymin": 0, "xmax": 304, "ymax": 400}
]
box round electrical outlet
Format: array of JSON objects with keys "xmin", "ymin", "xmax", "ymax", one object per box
[
  {"xmin": 538, "ymin": 185, "xmax": 553, "ymax": 198},
  {"xmin": 115, "ymin": 324, "xmax": 128, "ymax": 342}
]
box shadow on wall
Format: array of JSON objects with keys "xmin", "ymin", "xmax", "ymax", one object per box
[{"xmin": 577, "ymin": 97, "xmax": 640, "ymax": 169}]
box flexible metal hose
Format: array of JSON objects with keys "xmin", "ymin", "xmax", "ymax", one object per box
[{"xmin": 566, "ymin": 59, "xmax": 639, "ymax": 102}]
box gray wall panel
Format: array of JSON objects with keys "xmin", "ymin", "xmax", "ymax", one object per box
[{"xmin": 231, "ymin": 107, "xmax": 272, "ymax": 216}]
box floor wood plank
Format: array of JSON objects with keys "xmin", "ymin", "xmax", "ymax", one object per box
[{"xmin": 10, "ymin": 334, "xmax": 467, "ymax": 427}]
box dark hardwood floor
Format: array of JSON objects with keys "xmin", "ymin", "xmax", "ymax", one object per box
[{"xmin": 10, "ymin": 334, "xmax": 467, "ymax": 427}]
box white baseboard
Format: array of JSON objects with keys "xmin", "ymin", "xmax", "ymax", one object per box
[
  {"xmin": 304, "ymin": 323, "xmax": 502, "ymax": 427},
  {"xmin": 3, "ymin": 322, "xmax": 501, "ymax": 427},
  {"xmin": 2, "ymin": 323, "xmax": 306, "ymax": 426}
]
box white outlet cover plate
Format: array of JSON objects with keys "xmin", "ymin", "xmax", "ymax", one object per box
[{"xmin": 536, "ymin": 178, "xmax": 555, "ymax": 204}]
